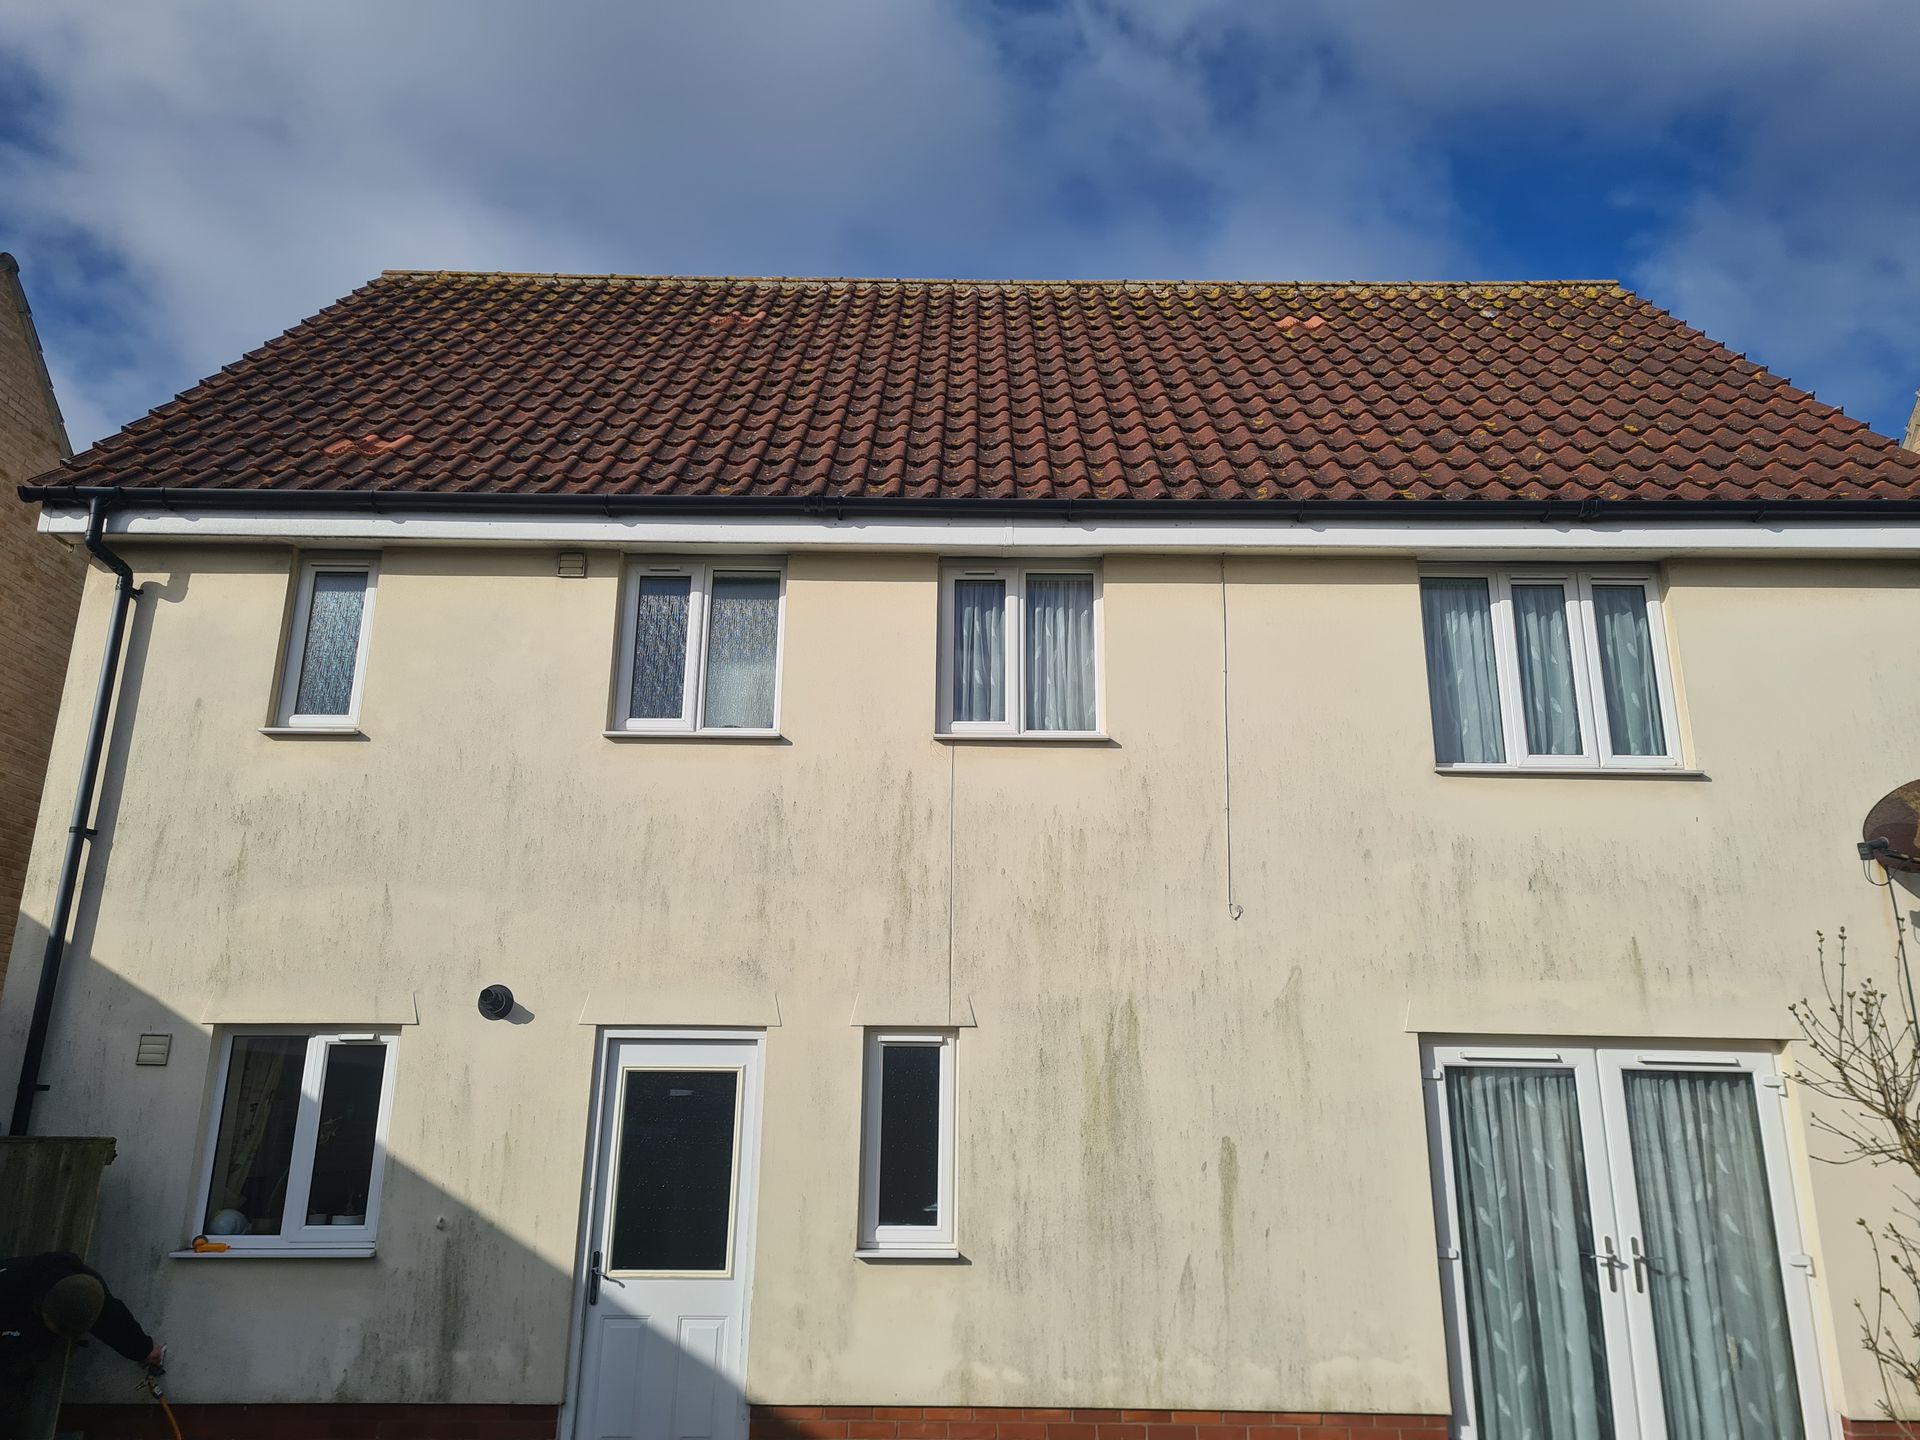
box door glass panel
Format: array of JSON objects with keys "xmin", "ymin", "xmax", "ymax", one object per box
[
  {"xmin": 304, "ymin": 1043, "xmax": 385, "ymax": 1224},
  {"xmin": 1447, "ymin": 1067, "xmax": 1615, "ymax": 1440},
  {"xmin": 205, "ymin": 1034, "xmax": 308, "ymax": 1236},
  {"xmin": 1623, "ymin": 1072, "xmax": 1804, "ymax": 1440},
  {"xmin": 609, "ymin": 1069, "xmax": 740, "ymax": 1273},
  {"xmin": 878, "ymin": 1044, "xmax": 941, "ymax": 1227}
]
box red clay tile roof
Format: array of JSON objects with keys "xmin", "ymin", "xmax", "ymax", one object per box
[{"xmin": 35, "ymin": 272, "xmax": 1920, "ymax": 504}]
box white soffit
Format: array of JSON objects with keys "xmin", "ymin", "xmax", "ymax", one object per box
[{"xmin": 39, "ymin": 504, "xmax": 1920, "ymax": 559}]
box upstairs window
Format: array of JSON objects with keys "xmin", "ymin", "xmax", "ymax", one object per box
[
  {"xmin": 196, "ymin": 1030, "xmax": 396, "ymax": 1253},
  {"xmin": 276, "ymin": 558, "xmax": 375, "ymax": 727},
  {"xmin": 616, "ymin": 560, "xmax": 785, "ymax": 734},
  {"xmin": 938, "ymin": 563, "xmax": 1101, "ymax": 736},
  {"xmin": 1420, "ymin": 569, "xmax": 1681, "ymax": 770},
  {"xmin": 858, "ymin": 1031, "xmax": 956, "ymax": 1255}
]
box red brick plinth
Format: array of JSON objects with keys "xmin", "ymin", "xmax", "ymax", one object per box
[
  {"xmin": 750, "ymin": 1407, "xmax": 1449, "ymax": 1440},
  {"xmin": 58, "ymin": 1402, "xmax": 561, "ymax": 1439}
]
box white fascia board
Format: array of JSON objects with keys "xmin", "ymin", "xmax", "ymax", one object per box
[{"xmin": 36, "ymin": 503, "xmax": 1920, "ymax": 558}]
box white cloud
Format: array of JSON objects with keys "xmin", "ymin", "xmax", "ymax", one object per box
[
  {"xmin": 0, "ymin": 1, "xmax": 1035, "ymax": 443},
  {"xmin": 3, "ymin": 0, "xmax": 1918, "ymax": 445}
]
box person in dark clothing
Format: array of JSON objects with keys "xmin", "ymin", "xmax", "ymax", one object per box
[{"xmin": 0, "ymin": 1252, "xmax": 159, "ymax": 1431}]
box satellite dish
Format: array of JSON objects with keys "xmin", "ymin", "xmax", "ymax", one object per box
[{"xmin": 1862, "ymin": 781, "xmax": 1920, "ymax": 892}]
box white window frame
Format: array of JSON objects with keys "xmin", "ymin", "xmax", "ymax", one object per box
[
  {"xmin": 275, "ymin": 556, "xmax": 377, "ymax": 728},
  {"xmin": 613, "ymin": 558, "xmax": 787, "ymax": 735},
  {"xmin": 192, "ymin": 1028, "xmax": 399, "ymax": 1254},
  {"xmin": 936, "ymin": 562, "xmax": 1104, "ymax": 737},
  {"xmin": 1421, "ymin": 566, "xmax": 1683, "ymax": 771},
  {"xmin": 857, "ymin": 1030, "xmax": 957, "ymax": 1255}
]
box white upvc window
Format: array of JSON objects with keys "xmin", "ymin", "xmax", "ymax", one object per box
[
  {"xmin": 614, "ymin": 559, "xmax": 786, "ymax": 734},
  {"xmin": 858, "ymin": 1031, "xmax": 956, "ymax": 1255},
  {"xmin": 1418, "ymin": 568, "xmax": 1683, "ymax": 771},
  {"xmin": 275, "ymin": 557, "xmax": 376, "ymax": 727},
  {"xmin": 937, "ymin": 562, "xmax": 1102, "ymax": 737},
  {"xmin": 194, "ymin": 1029, "xmax": 398, "ymax": 1253}
]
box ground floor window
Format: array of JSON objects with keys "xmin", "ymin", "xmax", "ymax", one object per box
[
  {"xmin": 858, "ymin": 1030, "xmax": 956, "ymax": 1253},
  {"xmin": 1423, "ymin": 1040, "xmax": 1826, "ymax": 1440},
  {"xmin": 197, "ymin": 1029, "xmax": 396, "ymax": 1252}
]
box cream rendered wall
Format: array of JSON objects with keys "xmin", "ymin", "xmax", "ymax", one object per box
[{"xmin": 2, "ymin": 543, "xmax": 1916, "ymax": 1417}]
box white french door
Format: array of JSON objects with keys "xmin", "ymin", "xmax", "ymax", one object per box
[
  {"xmin": 1424, "ymin": 1040, "xmax": 1830, "ymax": 1440},
  {"xmin": 571, "ymin": 1033, "xmax": 763, "ymax": 1440}
]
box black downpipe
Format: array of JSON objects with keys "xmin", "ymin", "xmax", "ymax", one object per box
[{"xmin": 9, "ymin": 498, "xmax": 140, "ymax": 1135}]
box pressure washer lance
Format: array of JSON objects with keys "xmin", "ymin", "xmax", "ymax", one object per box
[{"xmin": 134, "ymin": 1347, "xmax": 183, "ymax": 1440}]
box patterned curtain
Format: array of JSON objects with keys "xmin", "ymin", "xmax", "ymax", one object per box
[
  {"xmin": 1025, "ymin": 574, "xmax": 1096, "ymax": 731},
  {"xmin": 294, "ymin": 572, "xmax": 368, "ymax": 716},
  {"xmin": 208, "ymin": 1035, "xmax": 305, "ymax": 1234},
  {"xmin": 1511, "ymin": 584, "xmax": 1581, "ymax": 755},
  {"xmin": 1420, "ymin": 579, "xmax": 1505, "ymax": 764},
  {"xmin": 630, "ymin": 575, "xmax": 692, "ymax": 720},
  {"xmin": 1448, "ymin": 1067, "xmax": 1614, "ymax": 1440},
  {"xmin": 1623, "ymin": 1073, "xmax": 1803, "ymax": 1440},
  {"xmin": 1593, "ymin": 587, "xmax": 1666, "ymax": 756},
  {"xmin": 703, "ymin": 576, "xmax": 780, "ymax": 728},
  {"xmin": 953, "ymin": 579, "xmax": 1006, "ymax": 722}
]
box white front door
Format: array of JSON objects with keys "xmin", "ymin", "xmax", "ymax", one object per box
[
  {"xmin": 1424, "ymin": 1040, "xmax": 1832, "ymax": 1440},
  {"xmin": 573, "ymin": 1034, "xmax": 762, "ymax": 1440}
]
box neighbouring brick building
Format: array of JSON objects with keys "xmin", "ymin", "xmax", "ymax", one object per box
[{"xmin": 0, "ymin": 254, "xmax": 79, "ymax": 991}]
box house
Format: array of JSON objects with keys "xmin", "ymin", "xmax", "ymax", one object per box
[
  {"xmin": 0, "ymin": 254, "xmax": 80, "ymax": 992},
  {"xmin": 6, "ymin": 272, "xmax": 1920, "ymax": 1440}
]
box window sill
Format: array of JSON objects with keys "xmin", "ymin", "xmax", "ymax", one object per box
[
  {"xmin": 259, "ymin": 725, "xmax": 366, "ymax": 740},
  {"xmin": 602, "ymin": 729, "xmax": 787, "ymax": 743},
  {"xmin": 854, "ymin": 1247, "xmax": 962, "ymax": 1262},
  {"xmin": 169, "ymin": 1245, "xmax": 376, "ymax": 1259},
  {"xmin": 1436, "ymin": 764, "xmax": 1707, "ymax": 780},
  {"xmin": 934, "ymin": 732, "xmax": 1114, "ymax": 746}
]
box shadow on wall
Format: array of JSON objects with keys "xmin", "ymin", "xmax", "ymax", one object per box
[
  {"xmin": 7, "ymin": 899, "xmax": 763, "ymax": 1440},
  {"xmin": 0, "ymin": 570, "xmax": 751, "ymax": 1439}
]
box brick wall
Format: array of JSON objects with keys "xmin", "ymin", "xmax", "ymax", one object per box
[
  {"xmin": 53, "ymin": 1401, "xmax": 1908, "ymax": 1439},
  {"xmin": 59, "ymin": 1402, "xmax": 562, "ymax": 1439},
  {"xmin": 749, "ymin": 1408, "xmax": 1450, "ymax": 1440},
  {"xmin": 0, "ymin": 255, "xmax": 82, "ymax": 996},
  {"xmin": 59, "ymin": 1404, "xmax": 1435, "ymax": 1440}
]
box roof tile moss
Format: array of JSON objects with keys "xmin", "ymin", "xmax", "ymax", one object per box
[{"xmin": 32, "ymin": 272, "xmax": 1920, "ymax": 502}]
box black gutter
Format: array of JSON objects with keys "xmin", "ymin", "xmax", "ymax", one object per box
[
  {"xmin": 10, "ymin": 497, "xmax": 141, "ymax": 1135},
  {"xmin": 19, "ymin": 483, "xmax": 1920, "ymax": 523}
]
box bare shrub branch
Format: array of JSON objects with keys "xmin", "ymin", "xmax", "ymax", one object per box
[{"xmin": 1794, "ymin": 918, "xmax": 1920, "ymax": 1425}]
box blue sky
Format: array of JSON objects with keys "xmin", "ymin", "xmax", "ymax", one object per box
[{"xmin": 2, "ymin": 0, "xmax": 1917, "ymax": 451}]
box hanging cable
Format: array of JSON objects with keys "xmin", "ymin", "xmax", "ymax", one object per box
[
  {"xmin": 946, "ymin": 741, "xmax": 957, "ymax": 1022},
  {"xmin": 1220, "ymin": 557, "xmax": 1241, "ymax": 920}
]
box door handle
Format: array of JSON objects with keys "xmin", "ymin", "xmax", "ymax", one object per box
[
  {"xmin": 1582, "ymin": 1236, "xmax": 1625, "ymax": 1292},
  {"xmin": 588, "ymin": 1250, "xmax": 602, "ymax": 1306},
  {"xmin": 1630, "ymin": 1236, "xmax": 1649, "ymax": 1293}
]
